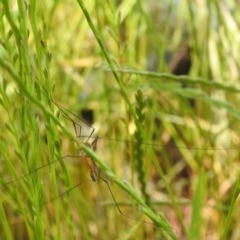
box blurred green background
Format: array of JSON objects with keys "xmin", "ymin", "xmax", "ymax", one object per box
[{"xmin": 1, "ymin": 0, "xmax": 240, "ymax": 239}]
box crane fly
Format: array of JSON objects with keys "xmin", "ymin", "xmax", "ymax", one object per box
[
  {"xmin": 71, "ymin": 118, "xmax": 122, "ymax": 214},
  {"xmin": 3, "ymin": 99, "xmax": 122, "ymax": 215}
]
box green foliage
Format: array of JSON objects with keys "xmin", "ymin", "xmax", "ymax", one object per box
[
  {"xmin": 133, "ymin": 89, "xmax": 150, "ymax": 205},
  {"xmin": 1, "ymin": 0, "xmax": 240, "ymax": 240}
]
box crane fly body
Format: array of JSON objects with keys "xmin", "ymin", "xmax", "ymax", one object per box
[
  {"xmin": 81, "ymin": 139, "xmax": 99, "ymax": 182},
  {"xmin": 74, "ymin": 127, "xmax": 122, "ymax": 213}
]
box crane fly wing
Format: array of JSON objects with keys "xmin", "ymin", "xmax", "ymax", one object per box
[
  {"xmin": 72, "ymin": 120, "xmax": 96, "ymax": 144},
  {"xmin": 54, "ymin": 102, "xmax": 96, "ymax": 144}
]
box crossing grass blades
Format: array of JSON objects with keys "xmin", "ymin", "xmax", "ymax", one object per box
[{"xmin": 3, "ymin": 96, "xmax": 122, "ymax": 215}]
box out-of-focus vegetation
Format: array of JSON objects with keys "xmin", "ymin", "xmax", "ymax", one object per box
[{"xmin": 0, "ymin": 0, "xmax": 240, "ymax": 239}]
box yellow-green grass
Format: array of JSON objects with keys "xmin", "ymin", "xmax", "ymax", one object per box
[{"xmin": 1, "ymin": 1, "xmax": 240, "ymax": 239}]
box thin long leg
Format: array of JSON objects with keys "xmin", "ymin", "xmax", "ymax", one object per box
[
  {"xmin": 3, "ymin": 155, "xmax": 80, "ymax": 185},
  {"xmin": 86, "ymin": 127, "xmax": 95, "ymax": 144},
  {"xmin": 4, "ymin": 159, "xmax": 59, "ymax": 185},
  {"xmin": 72, "ymin": 120, "xmax": 81, "ymax": 138},
  {"xmin": 92, "ymin": 136, "xmax": 98, "ymax": 151},
  {"xmin": 44, "ymin": 182, "xmax": 84, "ymax": 205},
  {"xmin": 99, "ymin": 176, "xmax": 122, "ymax": 215}
]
